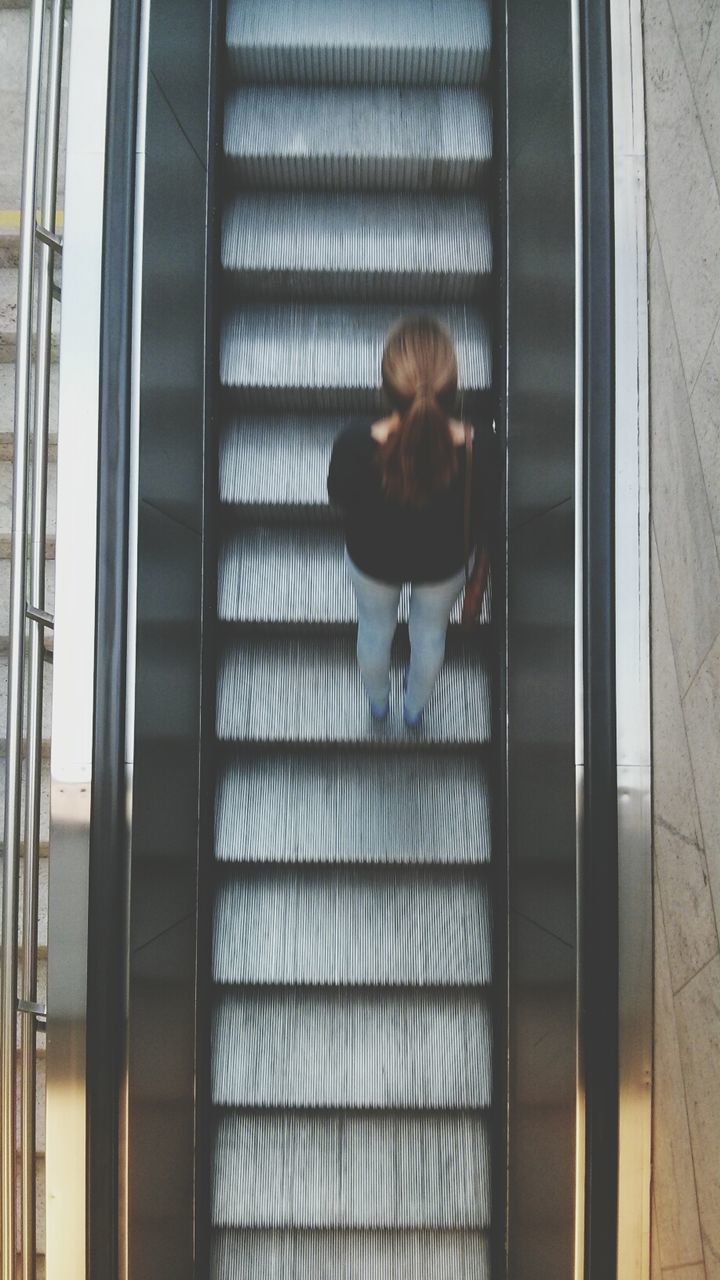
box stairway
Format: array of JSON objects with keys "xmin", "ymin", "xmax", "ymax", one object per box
[{"xmin": 211, "ymin": 1, "xmax": 495, "ymax": 1275}]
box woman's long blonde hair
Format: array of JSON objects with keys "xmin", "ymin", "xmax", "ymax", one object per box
[{"xmin": 378, "ymin": 315, "xmax": 459, "ymax": 506}]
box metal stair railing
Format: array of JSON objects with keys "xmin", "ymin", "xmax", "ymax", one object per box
[{"xmin": 1, "ymin": 3, "xmax": 68, "ymax": 1278}]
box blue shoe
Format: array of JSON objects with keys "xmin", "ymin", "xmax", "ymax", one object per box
[
  {"xmin": 403, "ymin": 701, "xmax": 423, "ymax": 728},
  {"xmin": 370, "ymin": 694, "xmax": 390, "ymax": 720},
  {"xmin": 402, "ymin": 666, "xmax": 423, "ymax": 727}
]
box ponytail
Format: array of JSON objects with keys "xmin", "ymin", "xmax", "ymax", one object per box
[{"xmin": 378, "ymin": 384, "xmax": 457, "ymax": 505}]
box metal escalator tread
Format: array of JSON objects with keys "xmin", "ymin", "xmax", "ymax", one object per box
[
  {"xmin": 218, "ymin": 525, "xmax": 491, "ymax": 626},
  {"xmin": 213, "ymin": 1110, "xmax": 491, "ymax": 1228},
  {"xmin": 224, "ymin": 87, "xmax": 492, "ymax": 192},
  {"xmin": 212, "ymin": 1, "xmax": 495, "ymax": 1268},
  {"xmin": 222, "ymin": 193, "xmax": 492, "ymax": 302},
  {"xmin": 212, "ymin": 987, "xmax": 492, "ymax": 1108},
  {"xmin": 219, "ymin": 415, "xmax": 341, "ymax": 510},
  {"xmin": 214, "ymin": 747, "xmax": 492, "ymax": 865},
  {"xmin": 220, "ymin": 303, "xmax": 491, "ymax": 409},
  {"xmin": 212, "ymin": 1228, "xmax": 491, "ymax": 1280},
  {"xmin": 226, "ymin": 0, "xmax": 491, "ymax": 87},
  {"xmin": 216, "ymin": 633, "xmax": 492, "ymax": 744},
  {"xmin": 213, "ymin": 864, "xmax": 492, "ymax": 986}
]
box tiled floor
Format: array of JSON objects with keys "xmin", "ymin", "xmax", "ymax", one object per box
[{"xmin": 645, "ymin": 0, "xmax": 720, "ymax": 1275}]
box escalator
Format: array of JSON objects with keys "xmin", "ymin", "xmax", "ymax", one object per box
[
  {"xmin": 30, "ymin": 0, "xmax": 648, "ymax": 1275},
  {"xmin": 210, "ymin": 0, "xmax": 498, "ymax": 1273}
]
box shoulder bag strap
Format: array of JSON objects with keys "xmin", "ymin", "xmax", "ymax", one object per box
[{"xmin": 463, "ymin": 422, "xmax": 474, "ymax": 584}]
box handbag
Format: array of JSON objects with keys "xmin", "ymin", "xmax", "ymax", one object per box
[{"xmin": 462, "ymin": 422, "xmax": 487, "ymax": 626}]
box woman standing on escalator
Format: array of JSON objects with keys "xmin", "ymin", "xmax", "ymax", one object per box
[{"xmin": 327, "ymin": 314, "xmax": 500, "ymax": 728}]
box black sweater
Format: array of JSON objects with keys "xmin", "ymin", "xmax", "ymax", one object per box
[{"xmin": 327, "ymin": 417, "xmax": 501, "ymax": 585}]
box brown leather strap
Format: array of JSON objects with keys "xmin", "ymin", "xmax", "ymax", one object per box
[{"xmin": 463, "ymin": 422, "xmax": 474, "ymax": 583}]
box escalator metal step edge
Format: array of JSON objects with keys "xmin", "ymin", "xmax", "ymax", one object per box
[{"xmin": 225, "ymin": 0, "xmax": 491, "ymax": 87}]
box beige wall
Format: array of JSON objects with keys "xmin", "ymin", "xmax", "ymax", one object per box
[{"xmin": 644, "ymin": 0, "xmax": 720, "ymax": 1276}]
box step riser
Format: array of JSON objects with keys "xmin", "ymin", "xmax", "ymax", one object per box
[
  {"xmin": 227, "ymin": 45, "xmax": 490, "ymax": 89},
  {"xmin": 225, "ymin": 154, "xmax": 489, "ymax": 194},
  {"xmin": 1, "ymin": 563, "xmax": 55, "ymax": 634},
  {"xmin": 211, "ymin": 1229, "xmax": 490, "ymax": 1280},
  {"xmin": 223, "ymin": 269, "xmax": 486, "ymax": 304},
  {"xmin": 221, "ymin": 384, "xmax": 491, "ymax": 416},
  {"xmin": 0, "ymin": 236, "xmax": 19, "ymax": 270},
  {"xmin": 0, "ymin": 762, "xmax": 51, "ymax": 844},
  {"xmin": 0, "ymin": 338, "xmax": 60, "ymax": 366},
  {"xmin": 1, "ymin": 653, "xmax": 53, "ymax": 742}
]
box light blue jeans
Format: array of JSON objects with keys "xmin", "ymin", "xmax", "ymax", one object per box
[{"xmin": 345, "ymin": 551, "xmax": 466, "ymax": 718}]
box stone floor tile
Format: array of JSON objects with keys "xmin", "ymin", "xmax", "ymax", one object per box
[
  {"xmin": 668, "ymin": 0, "xmax": 719, "ymax": 81},
  {"xmin": 649, "ymin": 236, "xmax": 720, "ymax": 694},
  {"xmin": 690, "ymin": 317, "xmax": 720, "ymax": 542},
  {"xmin": 651, "ymin": 528, "xmax": 706, "ymax": 845},
  {"xmin": 653, "ymin": 884, "xmax": 705, "ymax": 1269},
  {"xmin": 695, "ymin": 6, "xmax": 720, "ymax": 185},
  {"xmin": 667, "ymin": 1268, "xmax": 708, "ymax": 1278},
  {"xmin": 644, "ymin": 0, "xmax": 720, "ymax": 390},
  {"xmin": 655, "ymin": 819, "xmax": 719, "ymax": 992},
  {"xmin": 684, "ymin": 631, "xmax": 720, "ymax": 941},
  {"xmin": 652, "ymin": 529, "xmax": 719, "ymax": 987},
  {"xmin": 675, "ymin": 955, "xmax": 720, "ymax": 1276},
  {"xmin": 0, "ymin": 9, "xmax": 68, "ymax": 211},
  {"xmin": 651, "ymin": 1195, "xmax": 662, "ymax": 1280}
]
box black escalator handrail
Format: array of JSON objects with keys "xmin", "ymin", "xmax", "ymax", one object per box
[
  {"xmin": 579, "ymin": 0, "xmax": 619, "ymax": 1274},
  {"xmin": 87, "ymin": 0, "xmax": 142, "ymax": 1275}
]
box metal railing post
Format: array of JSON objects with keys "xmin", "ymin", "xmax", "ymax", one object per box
[
  {"xmin": 2, "ymin": 1, "xmax": 67, "ymax": 1277},
  {"xmin": 21, "ymin": 2, "xmax": 66, "ymax": 1276},
  {"xmin": 1, "ymin": 1, "xmax": 46, "ymax": 1274}
]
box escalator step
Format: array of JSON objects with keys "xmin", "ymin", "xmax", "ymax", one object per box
[
  {"xmin": 212, "ymin": 987, "xmax": 492, "ymax": 1108},
  {"xmin": 214, "ymin": 748, "xmax": 492, "ymax": 865},
  {"xmin": 224, "ymin": 87, "xmax": 492, "ymax": 192},
  {"xmin": 220, "ymin": 303, "xmax": 491, "ymax": 411},
  {"xmin": 212, "ymin": 1110, "xmax": 491, "ymax": 1228},
  {"xmin": 216, "ymin": 633, "xmax": 491, "ymax": 744},
  {"xmin": 212, "ymin": 1228, "xmax": 490, "ymax": 1280},
  {"xmin": 213, "ymin": 865, "xmax": 491, "ymax": 986},
  {"xmin": 226, "ymin": 0, "xmax": 491, "ymax": 87},
  {"xmin": 220, "ymin": 415, "xmax": 337, "ymax": 511},
  {"xmin": 222, "ymin": 193, "xmax": 492, "ymax": 302},
  {"xmin": 218, "ymin": 525, "xmax": 491, "ymax": 627}
]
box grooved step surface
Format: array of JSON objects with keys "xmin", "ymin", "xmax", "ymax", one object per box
[
  {"xmin": 212, "ymin": 1228, "xmax": 491, "ymax": 1280},
  {"xmin": 212, "ymin": 1111, "xmax": 491, "ymax": 1228},
  {"xmin": 220, "ymin": 304, "xmax": 491, "ymax": 410},
  {"xmin": 216, "ymin": 634, "xmax": 491, "ymax": 744},
  {"xmin": 226, "ymin": 0, "xmax": 491, "ymax": 86},
  {"xmin": 215, "ymin": 748, "xmax": 492, "ymax": 865},
  {"xmin": 212, "ymin": 1, "xmax": 496, "ymax": 1260},
  {"xmin": 218, "ymin": 525, "xmax": 491, "ymax": 626},
  {"xmin": 222, "ymin": 194, "xmax": 492, "ymax": 302},
  {"xmin": 213, "ymin": 865, "xmax": 492, "ymax": 986},
  {"xmin": 224, "ymin": 87, "xmax": 492, "ymax": 192},
  {"xmin": 220, "ymin": 415, "xmax": 338, "ymax": 510},
  {"xmin": 212, "ymin": 988, "xmax": 492, "ymax": 1108}
]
